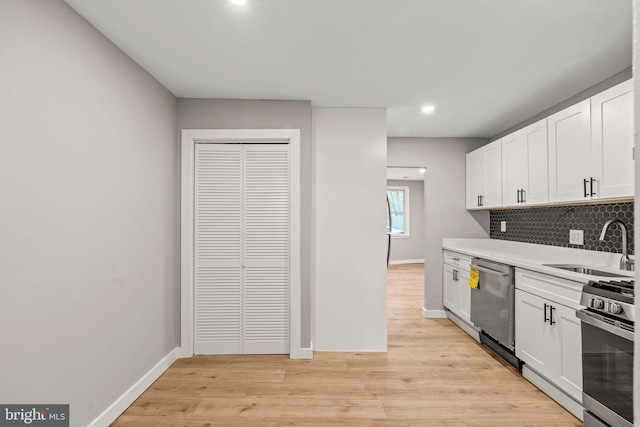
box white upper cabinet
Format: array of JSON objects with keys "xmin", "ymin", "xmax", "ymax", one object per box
[
  {"xmin": 465, "ymin": 139, "xmax": 502, "ymax": 209},
  {"xmin": 467, "ymin": 79, "xmax": 633, "ymax": 209},
  {"xmin": 483, "ymin": 141, "xmax": 503, "ymax": 207},
  {"xmin": 465, "ymin": 149, "xmax": 485, "ymax": 209},
  {"xmin": 548, "ymin": 99, "xmax": 592, "ymax": 203},
  {"xmin": 548, "ymin": 80, "xmax": 634, "ymax": 203},
  {"xmin": 502, "ymin": 119, "xmax": 548, "ymax": 207},
  {"xmin": 591, "ymin": 79, "xmax": 634, "ymax": 200},
  {"xmin": 501, "ymin": 132, "xmax": 526, "ymax": 207}
]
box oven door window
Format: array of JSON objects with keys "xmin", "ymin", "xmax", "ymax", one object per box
[{"xmin": 582, "ymin": 320, "xmax": 634, "ymax": 423}]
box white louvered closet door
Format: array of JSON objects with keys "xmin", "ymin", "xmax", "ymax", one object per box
[
  {"xmin": 243, "ymin": 144, "xmax": 290, "ymax": 354},
  {"xmin": 194, "ymin": 144, "xmax": 243, "ymax": 355},
  {"xmin": 194, "ymin": 143, "xmax": 290, "ymax": 355}
]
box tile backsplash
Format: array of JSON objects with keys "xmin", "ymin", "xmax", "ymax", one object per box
[{"xmin": 489, "ymin": 202, "xmax": 634, "ymax": 255}]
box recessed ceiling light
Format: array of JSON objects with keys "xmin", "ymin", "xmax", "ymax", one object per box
[
  {"xmin": 229, "ymin": 0, "xmax": 247, "ymax": 5},
  {"xmin": 421, "ymin": 105, "xmax": 435, "ymax": 114},
  {"xmin": 419, "ymin": 168, "xmax": 426, "ymax": 173}
]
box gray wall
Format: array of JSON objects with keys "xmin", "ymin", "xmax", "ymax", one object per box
[
  {"xmin": 177, "ymin": 99, "xmax": 312, "ymax": 348},
  {"xmin": 387, "ymin": 179, "xmax": 425, "ymax": 262},
  {"xmin": 387, "ymin": 138, "xmax": 489, "ymax": 312},
  {"xmin": 0, "ymin": 1, "xmax": 179, "ymax": 426}
]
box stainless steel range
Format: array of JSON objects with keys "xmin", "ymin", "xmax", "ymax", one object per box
[{"xmin": 577, "ymin": 279, "xmax": 634, "ymax": 427}]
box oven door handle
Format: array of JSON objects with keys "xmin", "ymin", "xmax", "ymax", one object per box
[
  {"xmin": 469, "ymin": 264, "xmax": 508, "ymax": 277},
  {"xmin": 576, "ymin": 310, "xmax": 634, "ymax": 341}
]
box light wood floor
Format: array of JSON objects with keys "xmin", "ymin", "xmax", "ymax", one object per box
[{"xmin": 112, "ymin": 263, "xmax": 581, "ymax": 426}]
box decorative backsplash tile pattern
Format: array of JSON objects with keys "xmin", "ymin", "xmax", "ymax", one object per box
[{"xmin": 489, "ymin": 202, "xmax": 634, "ymax": 255}]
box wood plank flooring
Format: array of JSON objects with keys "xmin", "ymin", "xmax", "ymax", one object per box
[{"xmin": 112, "ymin": 263, "xmax": 581, "ymax": 426}]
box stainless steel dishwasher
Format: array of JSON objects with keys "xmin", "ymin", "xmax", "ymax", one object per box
[{"xmin": 469, "ymin": 257, "xmax": 520, "ymax": 369}]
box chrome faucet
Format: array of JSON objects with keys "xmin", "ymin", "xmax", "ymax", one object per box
[{"xmin": 599, "ymin": 219, "xmax": 635, "ymax": 271}]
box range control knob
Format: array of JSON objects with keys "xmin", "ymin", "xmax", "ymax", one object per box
[
  {"xmin": 591, "ymin": 298, "xmax": 605, "ymax": 309},
  {"xmin": 608, "ymin": 303, "xmax": 623, "ymax": 315}
]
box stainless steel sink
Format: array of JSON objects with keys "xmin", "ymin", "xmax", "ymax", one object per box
[{"xmin": 543, "ymin": 264, "xmax": 633, "ymax": 278}]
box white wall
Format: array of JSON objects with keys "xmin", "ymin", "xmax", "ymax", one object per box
[
  {"xmin": 387, "ymin": 138, "xmax": 489, "ymax": 314},
  {"xmin": 0, "ymin": 1, "xmax": 178, "ymax": 426},
  {"xmin": 387, "ymin": 179, "xmax": 425, "ymax": 263},
  {"xmin": 313, "ymin": 108, "xmax": 388, "ymax": 351},
  {"xmin": 176, "ymin": 99, "xmax": 312, "ymax": 349}
]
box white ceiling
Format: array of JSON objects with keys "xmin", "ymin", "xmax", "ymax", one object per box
[{"xmin": 64, "ymin": 0, "xmax": 632, "ymax": 138}]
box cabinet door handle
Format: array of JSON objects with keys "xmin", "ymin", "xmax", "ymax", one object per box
[
  {"xmin": 549, "ymin": 306, "xmax": 556, "ymax": 325},
  {"xmin": 480, "ymin": 195, "xmax": 484, "ymax": 207},
  {"xmin": 583, "ymin": 178, "xmax": 588, "ymax": 198},
  {"xmin": 453, "ymin": 270, "xmax": 458, "ymax": 281},
  {"xmin": 543, "ymin": 303, "xmax": 549, "ymax": 323},
  {"xmin": 516, "ymin": 189, "xmax": 521, "ymax": 203},
  {"xmin": 477, "ymin": 195, "xmax": 480, "ymax": 207},
  {"xmin": 521, "ymin": 189, "xmax": 526, "ymax": 203},
  {"xmin": 590, "ymin": 177, "xmax": 596, "ymax": 196}
]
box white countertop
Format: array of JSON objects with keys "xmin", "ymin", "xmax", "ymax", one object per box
[{"xmin": 443, "ymin": 238, "xmax": 634, "ymax": 285}]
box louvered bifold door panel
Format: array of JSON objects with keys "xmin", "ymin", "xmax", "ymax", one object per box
[
  {"xmin": 194, "ymin": 144, "xmax": 243, "ymax": 355},
  {"xmin": 242, "ymin": 145, "xmax": 290, "ymax": 354}
]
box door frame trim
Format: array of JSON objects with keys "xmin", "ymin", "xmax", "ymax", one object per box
[{"xmin": 179, "ymin": 129, "xmax": 303, "ymax": 358}]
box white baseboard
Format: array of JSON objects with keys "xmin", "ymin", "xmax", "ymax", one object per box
[
  {"xmin": 291, "ymin": 346, "xmax": 313, "ymax": 359},
  {"xmin": 445, "ymin": 310, "xmax": 480, "ymax": 342},
  {"xmin": 389, "ymin": 259, "xmax": 425, "ymax": 265},
  {"xmin": 178, "ymin": 346, "xmax": 193, "ymax": 358},
  {"xmin": 182, "ymin": 346, "xmax": 311, "ymax": 359},
  {"xmin": 88, "ymin": 347, "xmax": 180, "ymax": 427},
  {"xmin": 521, "ymin": 365, "xmax": 583, "ymax": 420},
  {"xmin": 422, "ymin": 308, "xmax": 447, "ymax": 318}
]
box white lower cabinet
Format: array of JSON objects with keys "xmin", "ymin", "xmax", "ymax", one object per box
[
  {"xmin": 443, "ymin": 264, "xmax": 472, "ymax": 325},
  {"xmin": 516, "ymin": 290, "xmax": 554, "ymax": 373},
  {"xmin": 458, "ymin": 269, "xmax": 471, "ymax": 324},
  {"xmin": 515, "ymin": 289, "xmax": 582, "ymax": 401},
  {"xmin": 442, "ymin": 251, "xmax": 475, "ymax": 333},
  {"xmin": 515, "ymin": 269, "xmax": 582, "ymax": 408},
  {"xmin": 443, "ymin": 263, "xmax": 460, "ymax": 313}
]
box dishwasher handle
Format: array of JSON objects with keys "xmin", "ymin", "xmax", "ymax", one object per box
[{"xmin": 469, "ymin": 264, "xmax": 509, "ymax": 277}]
